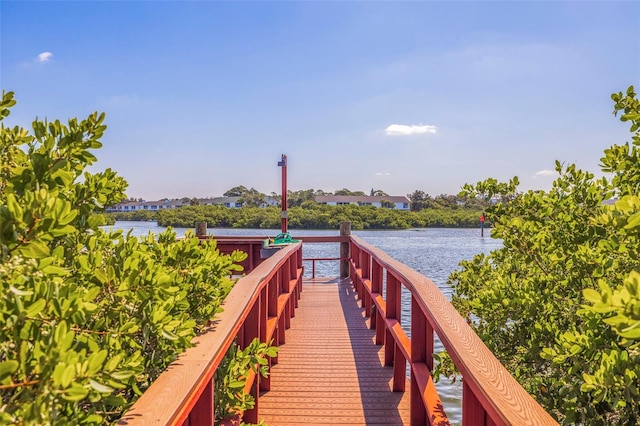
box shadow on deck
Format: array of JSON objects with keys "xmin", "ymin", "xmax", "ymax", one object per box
[{"xmin": 259, "ymin": 277, "xmax": 410, "ymax": 425}]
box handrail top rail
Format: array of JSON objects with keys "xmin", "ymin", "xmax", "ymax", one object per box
[
  {"xmin": 208, "ymin": 235, "xmax": 349, "ymax": 244},
  {"xmin": 119, "ymin": 242, "xmax": 302, "ymax": 425},
  {"xmin": 349, "ymin": 235, "xmax": 556, "ymax": 425}
]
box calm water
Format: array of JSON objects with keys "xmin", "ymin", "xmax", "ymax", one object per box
[{"xmin": 105, "ymin": 221, "xmax": 502, "ymax": 425}]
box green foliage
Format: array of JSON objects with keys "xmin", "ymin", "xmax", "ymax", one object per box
[
  {"xmin": 448, "ymin": 86, "xmax": 640, "ymax": 424},
  {"xmin": 239, "ymin": 188, "xmax": 267, "ymax": 208},
  {"xmin": 408, "ymin": 191, "xmax": 490, "ymax": 211},
  {"xmin": 154, "ymin": 204, "xmax": 484, "ymax": 230},
  {"xmin": 92, "ymin": 213, "xmax": 115, "ymax": 226},
  {"xmin": 407, "ymin": 190, "xmax": 432, "ymax": 211},
  {"xmin": 224, "ymin": 185, "xmax": 250, "ymax": 197},
  {"xmin": 334, "ymin": 188, "xmax": 366, "ymax": 196},
  {"xmin": 287, "ymin": 189, "xmax": 316, "ymax": 207},
  {"xmin": 379, "ymin": 199, "xmax": 395, "ymax": 209},
  {"xmin": 602, "ymin": 86, "xmax": 640, "ymax": 195},
  {"xmin": 214, "ymin": 339, "xmax": 278, "ymax": 422},
  {"xmin": 108, "ymin": 209, "xmax": 157, "ymax": 222},
  {"xmin": 0, "ymin": 91, "xmax": 247, "ymax": 424}
]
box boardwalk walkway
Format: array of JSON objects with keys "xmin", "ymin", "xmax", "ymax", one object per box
[{"xmin": 259, "ymin": 277, "xmax": 410, "ymax": 425}]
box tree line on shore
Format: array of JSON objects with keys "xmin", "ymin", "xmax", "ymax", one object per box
[
  {"xmin": 120, "ymin": 187, "xmax": 490, "ymax": 210},
  {"xmin": 108, "ymin": 203, "xmax": 487, "ymax": 230},
  {"xmin": 109, "ymin": 188, "xmax": 491, "ymax": 229},
  {"xmin": 212, "ymin": 186, "xmax": 490, "ymax": 211}
]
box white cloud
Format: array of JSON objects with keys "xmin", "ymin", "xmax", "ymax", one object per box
[
  {"xmin": 37, "ymin": 52, "xmax": 53, "ymax": 63},
  {"xmin": 375, "ymin": 171, "xmax": 391, "ymax": 176},
  {"xmin": 385, "ymin": 124, "xmax": 437, "ymax": 136},
  {"xmin": 534, "ymin": 169, "xmax": 557, "ymax": 177}
]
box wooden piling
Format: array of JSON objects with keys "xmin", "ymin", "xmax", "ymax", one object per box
[
  {"xmin": 195, "ymin": 221, "xmax": 207, "ymax": 238},
  {"xmin": 340, "ymin": 221, "xmax": 351, "ymax": 278}
]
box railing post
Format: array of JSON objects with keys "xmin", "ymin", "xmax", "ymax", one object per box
[
  {"xmin": 188, "ymin": 378, "xmax": 214, "ymax": 425},
  {"xmin": 463, "ymin": 381, "xmax": 487, "ymax": 426},
  {"xmin": 372, "ymin": 260, "xmax": 385, "ymax": 344},
  {"xmin": 241, "ymin": 301, "xmax": 260, "ymax": 424},
  {"xmin": 278, "ymin": 261, "xmax": 288, "ymax": 350},
  {"xmin": 195, "ymin": 221, "xmax": 207, "ymax": 238},
  {"xmin": 410, "ymin": 297, "xmax": 428, "ymax": 425},
  {"xmin": 340, "ymin": 221, "xmax": 351, "ymax": 278},
  {"xmin": 385, "ymin": 272, "xmax": 399, "ymax": 367}
]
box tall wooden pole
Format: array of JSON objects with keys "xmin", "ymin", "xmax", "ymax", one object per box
[{"xmin": 279, "ymin": 154, "xmax": 288, "ymax": 233}]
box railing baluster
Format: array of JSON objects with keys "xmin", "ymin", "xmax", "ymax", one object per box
[
  {"xmin": 387, "ymin": 273, "xmax": 401, "ymax": 321},
  {"xmin": 463, "ymin": 380, "xmax": 487, "ymax": 426},
  {"xmin": 385, "ymin": 272, "xmax": 400, "ymax": 367},
  {"xmin": 370, "ymin": 260, "xmax": 384, "ymax": 343},
  {"xmin": 393, "ymin": 342, "xmax": 406, "ymax": 392},
  {"xmin": 188, "ymin": 378, "xmax": 213, "ymax": 425},
  {"xmin": 357, "ymin": 250, "xmax": 367, "ymax": 300},
  {"xmin": 410, "ymin": 296, "xmax": 427, "ymax": 425},
  {"xmin": 362, "ymin": 253, "xmax": 372, "ymax": 316},
  {"xmin": 384, "ymin": 328, "xmax": 394, "ymax": 367},
  {"xmin": 375, "ymin": 308, "xmax": 385, "ymax": 345},
  {"xmin": 261, "ymin": 283, "xmax": 271, "ymax": 392},
  {"xmin": 411, "ymin": 296, "xmax": 427, "ymax": 363},
  {"xmin": 296, "ymin": 246, "xmax": 302, "ymax": 285},
  {"xmin": 243, "ymin": 300, "xmax": 261, "ymax": 424},
  {"xmin": 371, "ymin": 259, "xmax": 382, "ymax": 293}
]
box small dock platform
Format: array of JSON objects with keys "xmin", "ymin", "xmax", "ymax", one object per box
[{"xmin": 259, "ymin": 277, "xmax": 410, "ymax": 425}]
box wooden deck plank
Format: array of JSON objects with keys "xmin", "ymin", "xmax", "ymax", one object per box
[{"xmin": 259, "ymin": 277, "xmax": 410, "ymax": 425}]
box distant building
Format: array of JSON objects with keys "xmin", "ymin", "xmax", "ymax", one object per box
[
  {"xmin": 201, "ymin": 196, "xmax": 278, "ymax": 208},
  {"xmin": 201, "ymin": 197, "xmax": 243, "ymax": 208},
  {"xmin": 315, "ymin": 195, "xmax": 410, "ymax": 210},
  {"xmin": 106, "ymin": 201, "xmax": 140, "ymax": 212},
  {"xmin": 107, "ymin": 195, "xmax": 280, "ymax": 211},
  {"xmin": 263, "ymin": 196, "xmax": 280, "ymax": 207},
  {"xmin": 106, "ymin": 198, "xmax": 184, "ymax": 212}
]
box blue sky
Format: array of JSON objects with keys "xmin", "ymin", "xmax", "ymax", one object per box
[{"xmin": 2, "ymin": 1, "xmax": 639, "ymax": 200}]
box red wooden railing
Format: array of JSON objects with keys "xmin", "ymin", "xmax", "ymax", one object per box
[
  {"xmin": 120, "ymin": 233, "xmax": 556, "ymax": 426},
  {"xmin": 118, "ymin": 242, "xmax": 303, "ymax": 425},
  {"xmin": 349, "ymin": 235, "xmax": 556, "ymax": 426}
]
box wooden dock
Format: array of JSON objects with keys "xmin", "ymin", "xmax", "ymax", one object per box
[
  {"xmin": 121, "ymin": 238, "xmax": 557, "ymax": 426},
  {"xmin": 259, "ymin": 277, "xmax": 410, "ymax": 425}
]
